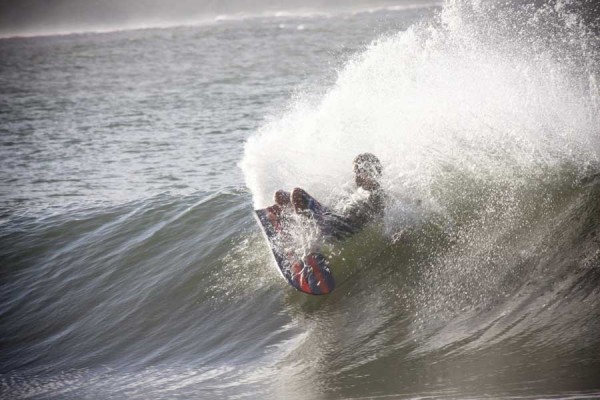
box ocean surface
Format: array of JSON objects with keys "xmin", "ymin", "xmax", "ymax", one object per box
[{"xmin": 1, "ymin": 1, "xmax": 600, "ymax": 399}]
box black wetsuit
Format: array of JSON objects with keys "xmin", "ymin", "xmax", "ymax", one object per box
[{"xmin": 323, "ymin": 187, "xmax": 385, "ymax": 240}]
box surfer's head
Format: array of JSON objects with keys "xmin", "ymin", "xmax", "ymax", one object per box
[{"xmin": 353, "ymin": 153, "xmax": 382, "ymax": 191}]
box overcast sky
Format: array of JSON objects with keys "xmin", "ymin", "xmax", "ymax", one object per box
[{"xmin": 0, "ymin": 0, "xmax": 432, "ymax": 37}]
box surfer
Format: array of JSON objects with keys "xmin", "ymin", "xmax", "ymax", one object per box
[
  {"xmin": 273, "ymin": 153, "xmax": 385, "ymax": 239},
  {"xmin": 256, "ymin": 153, "xmax": 383, "ymax": 294}
]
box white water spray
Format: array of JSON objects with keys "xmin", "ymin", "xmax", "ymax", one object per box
[{"xmin": 242, "ymin": 0, "xmax": 599, "ymax": 222}]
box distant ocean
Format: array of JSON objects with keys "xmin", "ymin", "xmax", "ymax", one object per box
[{"xmin": 1, "ymin": 1, "xmax": 600, "ymax": 399}]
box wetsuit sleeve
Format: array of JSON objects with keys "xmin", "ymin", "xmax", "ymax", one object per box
[{"xmin": 345, "ymin": 190, "xmax": 385, "ymax": 228}]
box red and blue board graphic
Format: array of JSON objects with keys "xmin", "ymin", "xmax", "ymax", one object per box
[{"xmin": 255, "ymin": 204, "xmax": 335, "ymax": 295}]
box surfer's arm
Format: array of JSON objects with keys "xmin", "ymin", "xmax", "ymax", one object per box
[{"xmin": 341, "ymin": 189, "xmax": 385, "ymax": 230}]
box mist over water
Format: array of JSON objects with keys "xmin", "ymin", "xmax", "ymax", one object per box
[
  {"xmin": 0, "ymin": 0, "xmax": 438, "ymax": 38},
  {"xmin": 2, "ymin": 0, "xmax": 600, "ymax": 399}
]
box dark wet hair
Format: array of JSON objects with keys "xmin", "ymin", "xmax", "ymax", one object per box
[{"xmin": 353, "ymin": 153, "xmax": 382, "ymax": 177}]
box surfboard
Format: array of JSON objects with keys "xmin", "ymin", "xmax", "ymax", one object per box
[{"xmin": 255, "ymin": 204, "xmax": 335, "ymax": 295}]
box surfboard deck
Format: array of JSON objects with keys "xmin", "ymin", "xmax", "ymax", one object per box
[{"xmin": 255, "ymin": 204, "xmax": 335, "ymax": 295}]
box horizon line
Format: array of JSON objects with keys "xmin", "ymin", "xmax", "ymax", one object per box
[{"xmin": 0, "ymin": 1, "xmax": 442, "ymax": 40}]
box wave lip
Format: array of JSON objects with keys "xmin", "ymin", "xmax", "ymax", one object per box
[{"xmin": 242, "ymin": 0, "xmax": 600, "ymax": 210}]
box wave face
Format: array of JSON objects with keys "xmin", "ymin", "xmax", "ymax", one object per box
[
  {"xmin": 2, "ymin": 1, "xmax": 600, "ymax": 399},
  {"xmin": 241, "ymin": 0, "xmax": 600, "ymax": 396}
]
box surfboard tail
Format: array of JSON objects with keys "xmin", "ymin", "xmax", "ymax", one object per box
[{"xmin": 255, "ymin": 208, "xmax": 335, "ymax": 295}]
